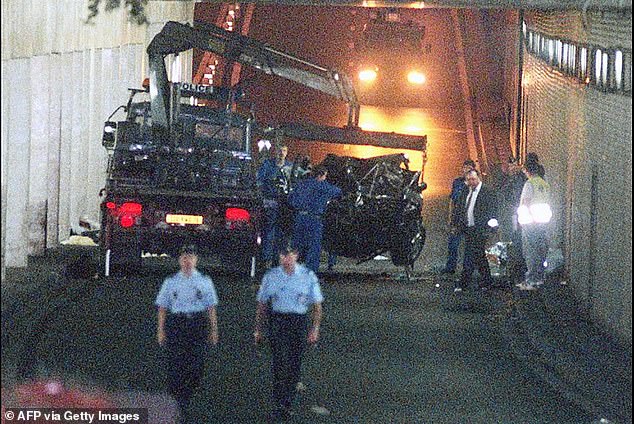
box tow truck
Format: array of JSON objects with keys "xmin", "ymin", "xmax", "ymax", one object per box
[{"xmin": 99, "ymin": 21, "xmax": 428, "ymax": 276}]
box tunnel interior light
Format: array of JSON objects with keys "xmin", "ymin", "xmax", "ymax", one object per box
[
  {"xmin": 615, "ymin": 50, "xmax": 623, "ymax": 88},
  {"xmin": 407, "ymin": 70, "xmax": 426, "ymax": 84},
  {"xmin": 601, "ymin": 52, "xmax": 609, "ymax": 86},
  {"xmin": 595, "ymin": 49, "xmax": 603, "ymax": 83},
  {"xmin": 359, "ymin": 68, "xmax": 378, "ymax": 82}
]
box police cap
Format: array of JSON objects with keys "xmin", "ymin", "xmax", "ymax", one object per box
[
  {"xmin": 179, "ymin": 244, "xmax": 198, "ymax": 256},
  {"xmin": 278, "ymin": 243, "xmax": 299, "ymax": 256}
]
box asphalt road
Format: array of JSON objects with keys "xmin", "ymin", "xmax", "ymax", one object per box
[{"xmin": 2, "ymin": 253, "xmax": 592, "ymax": 423}]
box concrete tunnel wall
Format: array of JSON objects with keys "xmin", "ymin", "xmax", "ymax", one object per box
[
  {"xmin": 1, "ymin": 0, "xmax": 195, "ymax": 273},
  {"xmin": 522, "ymin": 10, "xmax": 632, "ymax": 344}
]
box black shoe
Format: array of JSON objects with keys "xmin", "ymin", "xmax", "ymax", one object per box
[
  {"xmin": 479, "ymin": 280, "xmax": 493, "ymax": 290},
  {"xmin": 268, "ymin": 410, "xmax": 284, "ymax": 423},
  {"xmin": 282, "ymin": 407, "xmax": 294, "ymax": 419},
  {"xmin": 269, "ymin": 406, "xmax": 293, "ymax": 423},
  {"xmin": 440, "ymin": 268, "xmax": 455, "ymax": 275}
]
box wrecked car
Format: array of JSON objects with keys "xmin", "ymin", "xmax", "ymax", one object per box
[{"xmin": 320, "ymin": 153, "xmax": 427, "ymax": 269}]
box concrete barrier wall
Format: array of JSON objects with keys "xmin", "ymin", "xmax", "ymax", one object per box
[
  {"xmin": 523, "ymin": 10, "xmax": 632, "ymax": 344},
  {"xmin": 1, "ymin": 1, "xmax": 194, "ymax": 275}
]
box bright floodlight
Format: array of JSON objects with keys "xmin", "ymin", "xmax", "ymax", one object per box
[
  {"xmin": 407, "ymin": 70, "xmax": 426, "ymax": 84},
  {"xmin": 359, "ymin": 69, "xmax": 378, "ymax": 82}
]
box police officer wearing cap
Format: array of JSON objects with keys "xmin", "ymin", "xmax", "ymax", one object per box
[
  {"xmin": 254, "ymin": 244, "xmax": 323, "ymax": 421},
  {"xmin": 156, "ymin": 244, "xmax": 218, "ymax": 422}
]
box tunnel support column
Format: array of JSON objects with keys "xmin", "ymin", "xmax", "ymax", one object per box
[
  {"xmin": 451, "ymin": 9, "xmax": 479, "ymax": 165},
  {"xmin": 515, "ymin": 10, "xmax": 525, "ymax": 160}
]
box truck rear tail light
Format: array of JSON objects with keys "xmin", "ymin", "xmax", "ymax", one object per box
[
  {"xmin": 225, "ymin": 208, "xmax": 251, "ymax": 230},
  {"xmin": 119, "ymin": 202, "xmax": 143, "ymax": 216},
  {"xmin": 106, "ymin": 201, "xmax": 143, "ymax": 228},
  {"xmin": 118, "ymin": 202, "xmax": 143, "ymax": 228},
  {"xmin": 120, "ymin": 215, "xmax": 135, "ymax": 228}
]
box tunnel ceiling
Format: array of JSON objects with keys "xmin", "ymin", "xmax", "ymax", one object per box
[{"xmin": 228, "ymin": 0, "xmax": 631, "ymax": 10}]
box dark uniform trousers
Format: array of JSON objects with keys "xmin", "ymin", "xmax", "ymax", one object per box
[
  {"xmin": 165, "ymin": 312, "xmax": 208, "ymax": 412},
  {"xmin": 460, "ymin": 227, "xmax": 494, "ymax": 289},
  {"xmin": 270, "ymin": 312, "xmax": 308, "ymax": 410},
  {"xmin": 292, "ymin": 213, "xmax": 324, "ymax": 274}
]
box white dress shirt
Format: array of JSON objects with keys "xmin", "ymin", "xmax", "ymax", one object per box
[{"xmin": 466, "ymin": 182, "xmax": 482, "ymax": 227}]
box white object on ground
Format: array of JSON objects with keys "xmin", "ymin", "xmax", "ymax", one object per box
[
  {"xmin": 60, "ymin": 235, "xmax": 98, "ymax": 246},
  {"xmin": 373, "ymin": 255, "xmax": 389, "ymax": 260},
  {"xmin": 310, "ymin": 406, "xmax": 330, "ymax": 416}
]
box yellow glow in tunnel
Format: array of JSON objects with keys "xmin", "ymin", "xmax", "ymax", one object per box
[
  {"xmin": 353, "ymin": 106, "xmax": 464, "ymax": 199},
  {"xmin": 354, "ymin": 106, "xmax": 429, "ymax": 177}
]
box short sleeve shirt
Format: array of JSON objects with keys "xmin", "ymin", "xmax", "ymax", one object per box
[
  {"xmin": 155, "ymin": 270, "xmax": 218, "ymax": 313},
  {"xmin": 256, "ymin": 265, "xmax": 323, "ymax": 314}
]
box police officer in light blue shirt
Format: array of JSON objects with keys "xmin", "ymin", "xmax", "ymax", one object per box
[
  {"xmin": 156, "ymin": 244, "xmax": 218, "ymax": 423},
  {"xmin": 254, "ymin": 243, "xmax": 323, "ymax": 421}
]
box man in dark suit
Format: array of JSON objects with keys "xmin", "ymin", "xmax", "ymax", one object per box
[{"xmin": 451, "ymin": 169, "xmax": 499, "ymax": 292}]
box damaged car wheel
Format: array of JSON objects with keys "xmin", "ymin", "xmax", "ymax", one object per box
[{"xmin": 390, "ymin": 218, "xmax": 425, "ymax": 267}]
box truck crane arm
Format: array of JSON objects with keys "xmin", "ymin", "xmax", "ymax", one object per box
[{"xmin": 147, "ymin": 20, "xmax": 360, "ymax": 128}]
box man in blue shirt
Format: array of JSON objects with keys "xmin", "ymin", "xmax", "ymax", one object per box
[
  {"xmin": 254, "ymin": 244, "xmax": 323, "ymax": 421},
  {"xmin": 442, "ymin": 159, "xmax": 476, "ymax": 274},
  {"xmin": 288, "ymin": 165, "xmax": 342, "ymax": 273},
  {"xmin": 156, "ymin": 244, "xmax": 219, "ymax": 423},
  {"xmin": 257, "ymin": 145, "xmax": 294, "ymax": 267}
]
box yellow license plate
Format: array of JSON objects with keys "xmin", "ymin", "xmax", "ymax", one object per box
[{"xmin": 166, "ymin": 214, "xmax": 204, "ymax": 225}]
